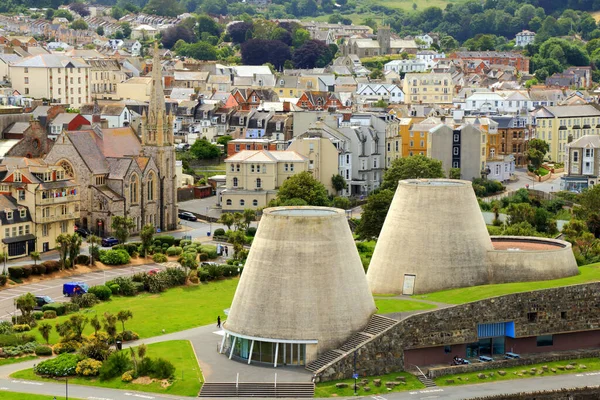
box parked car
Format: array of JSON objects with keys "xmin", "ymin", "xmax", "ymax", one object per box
[
  {"xmin": 101, "ymin": 237, "xmax": 119, "ymax": 247},
  {"xmin": 63, "ymin": 282, "xmax": 89, "ymax": 297},
  {"xmin": 147, "ymin": 268, "xmax": 161, "ymax": 275},
  {"xmin": 34, "ymin": 295, "xmax": 54, "ymax": 310},
  {"xmin": 179, "ymin": 212, "xmax": 198, "ymax": 221},
  {"xmin": 75, "ymin": 228, "xmax": 90, "ymax": 238},
  {"xmin": 176, "ymin": 143, "xmax": 190, "ymax": 151}
]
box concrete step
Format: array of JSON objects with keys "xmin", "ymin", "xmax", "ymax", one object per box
[
  {"xmin": 199, "ymin": 382, "xmax": 315, "ymax": 398},
  {"xmin": 363, "ymin": 314, "xmax": 398, "ymax": 336},
  {"xmin": 339, "ymin": 332, "xmax": 372, "ymax": 352},
  {"xmin": 305, "ymin": 349, "xmax": 345, "ymax": 372},
  {"xmin": 417, "ymin": 375, "xmax": 437, "ymax": 388}
]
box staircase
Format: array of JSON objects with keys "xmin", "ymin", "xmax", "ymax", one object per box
[
  {"xmin": 416, "ymin": 374, "xmax": 437, "ymax": 388},
  {"xmin": 199, "ymin": 382, "xmax": 315, "ymax": 398},
  {"xmin": 305, "ymin": 314, "xmax": 398, "ymax": 373}
]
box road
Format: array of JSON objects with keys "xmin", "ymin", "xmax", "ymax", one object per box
[{"xmin": 504, "ymin": 168, "xmax": 564, "ymax": 193}]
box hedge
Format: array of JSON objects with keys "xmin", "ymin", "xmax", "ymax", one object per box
[
  {"xmin": 88, "ymin": 285, "xmax": 112, "ymax": 301},
  {"xmin": 41, "ymin": 260, "xmax": 61, "ymax": 274},
  {"xmin": 99, "ymin": 249, "xmax": 130, "ymax": 265},
  {"xmin": 154, "ymin": 235, "xmax": 175, "ymax": 246},
  {"xmin": 42, "ymin": 303, "xmax": 66, "ymax": 316},
  {"xmin": 166, "ymin": 246, "xmax": 183, "ymax": 256},
  {"xmin": 152, "ymin": 253, "xmax": 168, "ymax": 263},
  {"xmin": 74, "ymin": 255, "xmax": 90, "ymax": 265},
  {"xmin": 43, "ymin": 310, "xmax": 57, "ymax": 319},
  {"xmin": 35, "ymin": 345, "xmax": 53, "ymax": 356},
  {"xmin": 0, "ymin": 274, "xmax": 6, "ymax": 286}
]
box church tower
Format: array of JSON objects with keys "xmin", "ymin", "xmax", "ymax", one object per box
[
  {"xmin": 377, "ymin": 25, "xmax": 391, "ymax": 55},
  {"xmin": 141, "ymin": 42, "xmax": 178, "ymax": 231}
]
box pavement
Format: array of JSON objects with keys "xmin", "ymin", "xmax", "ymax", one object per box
[{"xmin": 504, "ymin": 168, "xmax": 564, "ymax": 193}]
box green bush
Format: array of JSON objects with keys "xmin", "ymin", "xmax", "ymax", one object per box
[
  {"xmin": 180, "ymin": 239, "xmax": 191, "ymax": 247},
  {"xmin": 2, "ymin": 341, "xmax": 38, "ymax": 357},
  {"xmin": 0, "ymin": 321, "xmax": 13, "ymax": 335},
  {"xmin": 33, "ymin": 311, "xmax": 44, "ymax": 320},
  {"xmin": 21, "ymin": 265, "xmax": 33, "ymax": 278},
  {"xmin": 198, "ymin": 269, "xmax": 210, "ymax": 282},
  {"xmin": 201, "ymin": 245, "xmax": 218, "ymax": 259},
  {"xmin": 79, "ymin": 339, "xmax": 111, "ymax": 362},
  {"xmin": 42, "ymin": 303, "xmax": 66, "ymax": 316},
  {"xmin": 0, "ymin": 274, "xmax": 6, "ymax": 286},
  {"xmin": 166, "ymin": 246, "xmax": 183, "ymax": 256},
  {"xmin": 35, "ymin": 353, "xmax": 81, "ymax": 376},
  {"xmin": 206, "ymin": 264, "xmax": 224, "ymax": 279},
  {"xmin": 246, "ymin": 227, "xmax": 257, "ymax": 237},
  {"xmin": 74, "ymin": 255, "xmax": 90, "ymax": 265},
  {"xmin": 100, "ymin": 249, "xmax": 131, "ymax": 265},
  {"xmin": 132, "ymin": 281, "xmax": 145, "ymax": 293},
  {"xmin": 108, "ymin": 284, "xmax": 120, "ymax": 295},
  {"xmin": 13, "ymin": 324, "xmax": 30, "ymax": 332},
  {"xmin": 147, "ymin": 274, "xmax": 168, "ymax": 293},
  {"xmin": 106, "ymin": 277, "xmax": 136, "ymax": 296},
  {"xmin": 71, "ymin": 293, "xmax": 98, "ymax": 308},
  {"xmin": 64, "ymin": 303, "xmax": 80, "ymax": 314},
  {"xmin": 76, "ymin": 358, "xmax": 103, "ymax": 376},
  {"xmin": 0, "ymin": 334, "xmax": 19, "ymax": 347},
  {"xmin": 8, "ymin": 266, "xmax": 24, "ymax": 279},
  {"xmin": 53, "ymin": 340, "xmax": 82, "ymax": 355},
  {"xmin": 163, "ymin": 267, "xmax": 186, "ymax": 286},
  {"xmin": 115, "ymin": 330, "xmax": 139, "ymax": 342},
  {"xmin": 88, "ymin": 285, "xmax": 112, "ymax": 301},
  {"xmin": 34, "ymin": 345, "xmax": 53, "ymax": 356},
  {"xmin": 199, "ymin": 252, "xmax": 208, "ymax": 261},
  {"xmin": 152, "ymin": 253, "xmax": 168, "ymax": 263},
  {"xmin": 31, "ymin": 264, "xmax": 46, "ymax": 275},
  {"xmin": 43, "ymin": 310, "xmax": 57, "ymax": 319},
  {"xmin": 99, "ymin": 351, "xmax": 132, "ymax": 380},
  {"xmin": 41, "ymin": 260, "xmax": 61, "ymax": 274},
  {"xmin": 154, "ymin": 235, "xmax": 175, "ymax": 246},
  {"xmin": 152, "ymin": 358, "xmax": 175, "ymax": 379},
  {"xmin": 213, "ymin": 228, "xmax": 225, "ymax": 236}
]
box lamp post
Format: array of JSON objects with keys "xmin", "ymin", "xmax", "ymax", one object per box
[{"xmin": 206, "ymin": 207, "xmax": 212, "ymax": 236}]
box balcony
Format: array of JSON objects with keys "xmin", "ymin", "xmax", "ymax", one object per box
[
  {"xmin": 38, "ymin": 193, "xmax": 80, "ymax": 205},
  {"xmin": 37, "ymin": 211, "xmax": 80, "ymax": 224}
]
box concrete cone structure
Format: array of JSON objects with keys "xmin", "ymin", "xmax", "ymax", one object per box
[
  {"xmin": 224, "ymin": 206, "xmax": 376, "ymax": 366},
  {"xmin": 367, "ymin": 179, "xmax": 493, "ymax": 295}
]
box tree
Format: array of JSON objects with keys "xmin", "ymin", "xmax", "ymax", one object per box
[
  {"xmin": 161, "ymin": 24, "xmax": 195, "ymax": 49},
  {"xmin": 242, "ymin": 209, "xmax": 256, "ymax": 231},
  {"xmin": 67, "ymin": 314, "xmax": 89, "ymax": 341},
  {"xmin": 56, "ymin": 234, "xmax": 71, "ymax": 269},
  {"xmin": 229, "ymin": 230, "xmax": 246, "ymax": 260},
  {"xmin": 449, "ymin": 168, "xmax": 461, "ymax": 179},
  {"xmin": 111, "ymin": 6, "xmax": 125, "ymax": 20},
  {"xmin": 292, "ymin": 28, "xmax": 310, "ymax": 48},
  {"xmin": 197, "ymin": 14, "xmax": 222, "ymax": 37},
  {"xmin": 88, "ymin": 235, "xmax": 100, "ymax": 265},
  {"xmin": 96, "ymin": 26, "xmax": 105, "ymax": 36},
  {"xmin": 54, "ymin": 9, "xmax": 73, "ymax": 22},
  {"xmin": 274, "ymin": 171, "xmax": 330, "ymax": 206},
  {"xmin": 217, "ymin": 135, "xmax": 233, "ymax": 153},
  {"xmin": 30, "ymin": 251, "xmax": 40, "ymax": 265},
  {"xmin": 241, "ymin": 39, "xmax": 291, "ymax": 70},
  {"xmin": 70, "ymin": 3, "xmax": 90, "ymax": 17},
  {"xmin": 120, "ymin": 22, "xmax": 132, "ymax": 39},
  {"xmin": 177, "ymin": 42, "xmax": 218, "ymax": 60},
  {"xmin": 355, "ymin": 189, "xmax": 395, "ymax": 240},
  {"xmin": 69, "ymin": 233, "xmax": 82, "ymax": 268},
  {"xmin": 526, "ymin": 138, "xmax": 549, "ymax": 172},
  {"xmin": 103, "ymin": 312, "xmax": 118, "ymax": 346},
  {"xmin": 111, "ymin": 216, "xmax": 135, "ymax": 244},
  {"xmin": 117, "ymin": 310, "xmax": 133, "ymax": 332},
  {"xmin": 16, "ymin": 292, "xmax": 36, "ymax": 321},
  {"xmin": 39, "ymin": 322, "xmax": 52, "ymax": 344},
  {"xmin": 202, "ymin": 0, "xmax": 228, "ymax": 15},
  {"xmin": 292, "ymin": 39, "xmax": 334, "ymax": 68},
  {"xmin": 144, "ymin": 0, "xmax": 185, "ymax": 16},
  {"xmin": 381, "ymin": 155, "xmax": 445, "ymax": 191},
  {"xmin": 218, "ymin": 213, "xmax": 235, "ymax": 231},
  {"xmin": 232, "ymin": 212, "xmax": 245, "ymax": 231},
  {"xmin": 45, "ymin": 9, "xmax": 54, "ymax": 20},
  {"xmin": 331, "ymin": 174, "xmax": 347, "ymax": 193},
  {"xmin": 90, "ymin": 315, "xmax": 101, "ymax": 338},
  {"xmin": 332, "ymin": 196, "xmax": 351, "ymax": 210},
  {"xmin": 190, "ymin": 139, "xmax": 221, "ymax": 159},
  {"xmin": 139, "ymin": 224, "xmax": 155, "ymax": 257},
  {"xmin": 228, "ymin": 21, "xmax": 253, "ymax": 44}
]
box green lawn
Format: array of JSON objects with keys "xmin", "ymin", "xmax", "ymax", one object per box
[
  {"xmin": 31, "ymin": 278, "xmax": 239, "ymax": 345},
  {"xmin": 435, "ymin": 357, "xmax": 600, "ymax": 386},
  {"xmin": 0, "ymin": 392, "xmax": 82, "ymax": 400},
  {"xmin": 193, "ymin": 162, "xmax": 226, "ymax": 178},
  {"xmin": 375, "ymin": 298, "xmax": 436, "ymax": 314},
  {"xmin": 12, "ymin": 340, "xmax": 202, "ymax": 397},
  {"xmin": 0, "ymin": 355, "xmax": 37, "ymax": 366},
  {"xmin": 414, "ymin": 264, "xmax": 600, "ymax": 304},
  {"xmin": 315, "ymin": 371, "xmax": 423, "ymax": 397}
]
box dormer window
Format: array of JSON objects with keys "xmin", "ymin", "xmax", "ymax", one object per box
[
  {"xmin": 240, "ymin": 117, "xmax": 245, "ymax": 125},
  {"xmin": 276, "ymin": 122, "xmax": 281, "ymax": 131},
  {"xmin": 221, "ymin": 114, "xmax": 226, "ymax": 123},
  {"xmin": 13, "ymin": 172, "xmax": 21, "ymax": 182},
  {"xmin": 280, "ymin": 79, "xmax": 285, "ymax": 86},
  {"xmin": 19, "ymin": 209, "xmax": 26, "ymax": 218},
  {"xmin": 257, "ymin": 120, "xmax": 262, "ymax": 128},
  {"xmin": 6, "ymin": 210, "xmax": 12, "ymax": 220}
]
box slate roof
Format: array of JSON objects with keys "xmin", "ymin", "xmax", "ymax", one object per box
[
  {"xmin": 107, "ymin": 157, "xmax": 132, "ymax": 179},
  {"xmin": 11, "ymin": 54, "xmax": 89, "ymax": 68},
  {"xmin": 3, "ymin": 122, "xmax": 29, "ymax": 135}
]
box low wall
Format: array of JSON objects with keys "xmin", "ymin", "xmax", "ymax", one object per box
[
  {"xmin": 468, "ymin": 386, "xmax": 600, "ymax": 400},
  {"xmin": 527, "ymin": 171, "xmax": 552, "ymax": 182},
  {"xmin": 427, "ymin": 348, "xmax": 600, "ymax": 378}
]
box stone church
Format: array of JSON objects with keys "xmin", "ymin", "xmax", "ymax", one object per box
[{"xmin": 44, "ymin": 44, "xmax": 178, "ymax": 236}]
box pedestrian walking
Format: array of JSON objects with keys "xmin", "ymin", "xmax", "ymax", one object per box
[
  {"xmin": 224, "ymin": 246, "xmax": 229, "ymax": 257},
  {"xmin": 217, "ymin": 315, "xmax": 221, "ymax": 328}
]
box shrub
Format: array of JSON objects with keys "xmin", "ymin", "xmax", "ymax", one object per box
[
  {"xmin": 13, "ymin": 324, "xmax": 31, "ymax": 332},
  {"xmin": 2, "ymin": 341, "xmax": 38, "ymax": 357},
  {"xmin": 35, "ymin": 345, "xmax": 53, "ymax": 356},
  {"xmin": 166, "ymin": 246, "xmax": 183, "ymax": 256},
  {"xmin": 132, "ymin": 281, "xmax": 145, "ymax": 293},
  {"xmin": 147, "ymin": 274, "xmax": 168, "ymax": 293},
  {"xmin": 33, "ymin": 311, "xmax": 44, "ymax": 320},
  {"xmin": 138, "ymin": 357, "xmax": 155, "ymax": 376},
  {"xmin": 74, "ymin": 255, "xmax": 90, "ymax": 265},
  {"xmin": 71, "ymin": 293, "xmax": 98, "ymax": 308},
  {"xmin": 107, "ymin": 277, "xmax": 135, "ymax": 296},
  {"xmin": 0, "ymin": 274, "xmax": 6, "ymax": 286},
  {"xmin": 163, "ymin": 267, "xmax": 187, "ymax": 286},
  {"xmin": 42, "ymin": 303, "xmax": 66, "ymax": 316},
  {"xmin": 152, "ymin": 253, "xmax": 168, "ymax": 263},
  {"xmin": 108, "ymin": 284, "xmax": 120, "ymax": 295},
  {"xmin": 88, "ymin": 285, "xmax": 112, "ymax": 301},
  {"xmin": 154, "ymin": 235, "xmax": 175, "ymax": 246},
  {"xmin": 0, "ymin": 321, "xmax": 13, "ymax": 335},
  {"xmin": 80, "ymin": 335, "xmax": 112, "ymax": 361},
  {"xmin": 64, "ymin": 303, "xmax": 80, "ymax": 314},
  {"xmin": 115, "ymin": 330, "xmax": 139, "ymax": 342},
  {"xmin": 122, "ymin": 371, "xmax": 133, "ymax": 382},
  {"xmin": 35, "ymin": 353, "xmax": 81, "ymax": 376},
  {"xmin": 246, "ymin": 227, "xmax": 257, "ymax": 237},
  {"xmin": 201, "ymin": 245, "xmax": 218, "ymax": 259},
  {"xmin": 41, "ymin": 260, "xmax": 61, "ymax": 274},
  {"xmin": 188, "ymin": 274, "xmax": 199, "ymax": 284},
  {"xmin": 43, "ymin": 310, "xmax": 57, "ymax": 319},
  {"xmin": 199, "ymin": 252, "xmax": 208, "ymax": 261},
  {"xmin": 20, "ymin": 265, "xmax": 32, "ymax": 278},
  {"xmin": 53, "ymin": 340, "xmax": 81, "ymax": 355},
  {"xmin": 198, "ymin": 269, "xmax": 210, "ymax": 282},
  {"xmin": 32, "ymin": 264, "xmax": 46, "ymax": 275},
  {"xmin": 152, "ymin": 358, "xmax": 175, "ymax": 379},
  {"xmin": 76, "ymin": 358, "xmax": 103, "ymax": 376},
  {"xmin": 213, "ymin": 228, "xmax": 225, "ymax": 236},
  {"xmin": 8, "ymin": 266, "xmax": 24, "ymax": 279},
  {"xmin": 100, "ymin": 249, "xmax": 131, "ymax": 265},
  {"xmin": 206, "ymin": 263, "xmax": 224, "ymax": 279},
  {"xmin": 99, "ymin": 351, "xmax": 132, "ymax": 380}
]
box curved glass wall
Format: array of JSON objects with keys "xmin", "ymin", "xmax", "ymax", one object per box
[{"xmin": 223, "ymin": 334, "xmax": 307, "ymax": 367}]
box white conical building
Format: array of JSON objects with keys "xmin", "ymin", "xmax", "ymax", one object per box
[
  {"xmin": 367, "ymin": 179, "xmax": 493, "ymax": 295},
  {"xmin": 222, "ymin": 206, "xmax": 376, "ymax": 367}
]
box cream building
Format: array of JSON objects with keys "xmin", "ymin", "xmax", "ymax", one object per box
[
  {"xmin": 222, "ymin": 150, "xmax": 309, "ymax": 211},
  {"xmin": 532, "ymin": 105, "xmax": 600, "ymax": 163},
  {"xmin": 116, "ymin": 77, "xmax": 152, "ymax": 102},
  {"xmin": 89, "ymin": 58, "xmax": 128, "ymax": 100},
  {"xmin": 402, "ymin": 72, "xmax": 454, "ymax": 104},
  {"xmin": 287, "ymin": 135, "xmax": 339, "ymax": 195},
  {"xmin": 0, "ymin": 157, "xmax": 80, "ymax": 256},
  {"xmin": 9, "ymin": 54, "xmax": 92, "ymax": 108}
]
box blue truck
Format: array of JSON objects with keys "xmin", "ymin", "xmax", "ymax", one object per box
[{"xmin": 63, "ymin": 282, "xmax": 89, "ymax": 297}]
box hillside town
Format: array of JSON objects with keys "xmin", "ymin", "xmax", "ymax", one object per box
[{"xmin": 0, "ymin": 1, "xmax": 599, "ymax": 399}]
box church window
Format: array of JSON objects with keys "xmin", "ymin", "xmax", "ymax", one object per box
[
  {"xmin": 58, "ymin": 161, "xmax": 74, "ymax": 178},
  {"xmin": 147, "ymin": 173, "xmax": 155, "ymax": 201},
  {"xmin": 130, "ymin": 174, "xmax": 139, "ymax": 204}
]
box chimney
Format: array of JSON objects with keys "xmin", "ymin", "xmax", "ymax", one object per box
[
  {"xmin": 342, "ymin": 112, "xmax": 352, "ymax": 122},
  {"xmin": 283, "ymin": 101, "xmax": 290, "ymax": 112}
]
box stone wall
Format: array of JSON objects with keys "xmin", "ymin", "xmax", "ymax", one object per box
[
  {"xmin": 469, "ymin": 386, "xmax": 600, "ymax": 400},
  {"xmin": 314, "ymin": 283, "xmax": 600, "ymax": 382}
]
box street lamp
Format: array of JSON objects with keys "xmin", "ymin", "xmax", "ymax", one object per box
[{"xmin": 206, "ymin": 207, "xmax": 212, "ymax": 236}]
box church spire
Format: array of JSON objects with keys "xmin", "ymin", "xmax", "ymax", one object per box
[{"xmin": 142, "ymin": 42, "xmax": 172, "ymax": 146}]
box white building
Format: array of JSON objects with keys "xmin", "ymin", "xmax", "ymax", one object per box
[
  {"xmin": 384, "ymin": 59, "xmax": 427, "ymax": 74},
  {"xmin": 515, "ymin": 30, "xmax": 535, "ymax": 47},
  {"xmin": 416, "ymin": 50, "xmax": 445, "ymax": 69},
  {"xmin": 356, "ymin": 83, "xmax": 404, "ymax": 104},
  {"xmin": 486, "ymin": 154, "xmax": 516, "ymax": 182},
  {"xmin": 462, "ymin": 91, "xmax": 532, "ymax": 114},
  {"xmin": 131, "ymin": 24, "xmax": 158, "ymax": 40},
  {"xmin": 416, "ymin": 33, "xmax": 434, "ymax": 49}
]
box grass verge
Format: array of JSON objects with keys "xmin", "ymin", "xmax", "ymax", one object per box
[
  {"xmin": 414, "ymin": 264, "xmax": 600, "ymax": 304},
  {"xmin": 315, "ymin": 371, "xmax": 423, "ymax": 397},
  {"xmin": 30, "ymin": 278, "xmax": 239, "ymax": 345},
  {"xmin": 0, "ymin": 355, "xmax": 37, "ymax": 367},
  {"xmin": 375, "ymin": 299, "xmax": 436, "ymax": 314},
  {"xmin": 11, "ymin": 340, "xmax": 202, "ymax": 397},
  {"xmin": 0, "ymin": 392, "xmax": 82, "ymax": 400},
  {"xmin": 435, "ymin": 357, "xmax": 600, "ymax": 386}
]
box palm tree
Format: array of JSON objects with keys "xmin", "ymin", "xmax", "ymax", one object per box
[
  {"xmin": 88, "ymin": 235, "xmax": 101, "ymax": 266},
  {"xmin": 232, "ymin": 212, "xmax": 244, "ymax": 231},
  {"xmin": 30, "ymin": 251, "xmax": 40, "ymax": 266},
  {"xmin": 242, "ymin": 208, "xmax": 256, "ymax": 231},
  {"xmin": 38, "ymin": 323, "xmax": 52, "ymax": 344},
  {"xmin": 56, "ymin": 234, "xmax": 71, "ymax": 270},
  {"xmin": 117, "ymin": 309, "xmax": 133, "ymax": 332},
  {"xmin": 218, "ymin": 213, "xmax": 234, "ymax": 231},
  {"xmin": 68, "ymin": 233, "xmax": 82, "ymax": 268}
]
